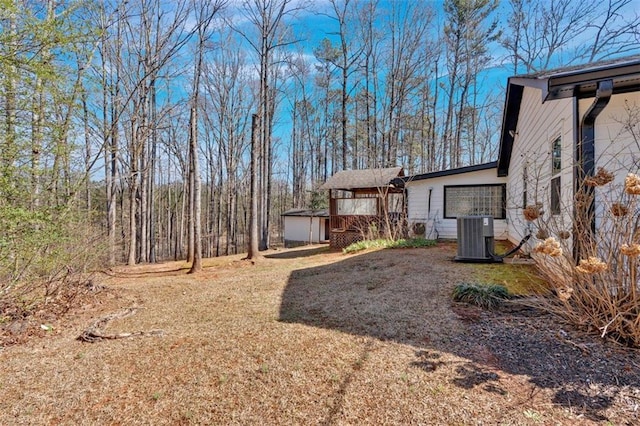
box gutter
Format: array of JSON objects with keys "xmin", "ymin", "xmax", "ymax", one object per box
[{"xmin": 574, "ymin": 79, "xmax": 613, "ymax": 259}]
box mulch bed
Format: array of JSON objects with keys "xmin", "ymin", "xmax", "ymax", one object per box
[{"xmin": 448, "ymin": 302, "xmax": 640, "ymax": 423}]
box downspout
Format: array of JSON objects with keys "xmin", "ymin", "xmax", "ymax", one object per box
[{"xmin": 574, "ymin": 79, "xmax": 613, "ymax": 260}]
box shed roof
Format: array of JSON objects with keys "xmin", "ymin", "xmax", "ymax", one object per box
[
  {"xmin": 281, "ymin": 209, "xmax": 329, "ymax": 217},
  {"xmin": 318, "ymin": 167, "xmax": 404, "ymax": 191}
]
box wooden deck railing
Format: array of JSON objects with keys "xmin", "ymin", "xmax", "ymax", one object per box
[{"xmin": 330, "ymin": 215, "xmax": 381, "ymax": 232}]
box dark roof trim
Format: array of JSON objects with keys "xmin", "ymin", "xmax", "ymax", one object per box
[
  {"xmin": 281, "ymin": 209, "xmax": 329, "ymax": 217},
  {"xmin": 497, "ymin": 83, "xmax": 523, "ymax": 177},
  {"xmin": 513, "ymin": 55, "xmax": 640, "ymax": 102},
  {"xmin": 403, "ymin": 161, "xmax": 498, "ymax": 183},
  {"xmin": 497, "ymin": 56, "xmax": 640, "ymax": 177}
]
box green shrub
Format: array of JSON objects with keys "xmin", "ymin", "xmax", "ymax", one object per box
[
  {"xmin": 0, "ymin": 206, "xmax": 105, "ymax": 323},
  {"xmin": 343, "ymin": 238, "xmax": 436, "ymax": 254},
  {"xmin": 392, "ymin": 238, "xmax": 437, "ymax": 249},
  {"xmin": 452, "ymin": 283, "xmax": 510, "ymax": 309}
]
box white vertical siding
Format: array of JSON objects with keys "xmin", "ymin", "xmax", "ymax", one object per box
[
  {"xmin": 406, "ymin": 168, "xmax": 507, "ymax": 239},
  {"xmin": 283, "ymin": 216, "xmax": 327, "ymax": 244},
  {"xmin": 505, "ymin": 87, "xmax": 574, "ymax": 248}
]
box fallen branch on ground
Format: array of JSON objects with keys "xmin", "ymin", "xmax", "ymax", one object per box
[{"xmin": 77, "ymin": 307, "xmax": 164, "ymax": 343}]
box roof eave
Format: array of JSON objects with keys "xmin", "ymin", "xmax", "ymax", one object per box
[
  {"xmin": 496, "ymin": 58, "xmax": 640, "ymax": 177},
  {"xmin": 547, "ymin": 61, "xmax": 640, "ymax": 101},
  {"xmin": 404, "ymin": 161, "xmax": 498, "ymax": 183},
  {"xmin": 497, "ymin": 81, "xmax": 524, "ymax": 177}
]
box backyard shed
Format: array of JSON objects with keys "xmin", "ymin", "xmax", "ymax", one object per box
[{"xmin": 281, "ymin": 209, "xmax": 329, "ymax": 248}]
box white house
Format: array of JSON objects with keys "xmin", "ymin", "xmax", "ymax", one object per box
[
  {"xmin": 281, "ymin": 209, "xmax": 329, "ymax": 248},
  {"xmin": 496, "ymin": 55, "xmax": 640, "ymax": 251},
  {"xmin": 403, "ymin": 162, "xmax": 508, "ymax": 240},
  {"xmin": 402, "ymin": 55, "xmax": 640, "ymax": 250}
]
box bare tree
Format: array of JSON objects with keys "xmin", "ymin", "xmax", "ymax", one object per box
[
  {"xmin": 235, "ymin": 0, "xmax": 305, "ymax": 253},
  {"xmin": 380, "ymin": 1, "xmax": 432, "ymax": 168},
  {"xmin": 315, "ymin": 0, "xmax": 363, "ymax": 171},
  {"xmin": 247, "ymin": 113, "xmax": 261, "ymax": 260},
  {"xmin": 187, "ymin": 0, "xmax": 227, "ymax": 274},
  {"xmin": 501, "ymin": 0, "xmax": 638, "ymax": 73},
  {"xmin": 202, "ymin": 28, "xmax": 253, "ymax": 256},
  {"xmin": 103, "ymin": 0, "xmax": 200, "ymax": 265},
  {"xmin": 582, "ymin": 0, "xmax": 640, "ymax": 62},
  {"xmin": 442, "ymin": 0, "xmax": 499, "ymax": 168}
]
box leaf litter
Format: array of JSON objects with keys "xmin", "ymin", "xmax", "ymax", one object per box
[{"xmin": 0, "ymin": 243, "xmax": 638, "ymax": 425}]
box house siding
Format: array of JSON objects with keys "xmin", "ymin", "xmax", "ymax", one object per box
[
  {"xmin": 587, "ymin": 92, "xmax": 640, "ymax": 184},
  {"xmin": 505, "ymin": 89, "xmax": 640, "ymax": 250},
  {"xmin": 506, "ymin": 87, "xmax": 575, "ymax": 249},
  {"xmin": 406, "ymin": 168, "xmax": 507, "ymax": 240},
  {"xmin": 585, "ymin": 91, "xmax": 640, "ymax": 229}
]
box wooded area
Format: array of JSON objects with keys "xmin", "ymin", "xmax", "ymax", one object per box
[{"xmin": 0, "ymin": 0, "xmax": 638, "ymax": 286}]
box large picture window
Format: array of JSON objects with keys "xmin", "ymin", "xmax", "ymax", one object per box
[{"xmin": 444, "ymin": 184, "xmax": 506, "ymax": 219}]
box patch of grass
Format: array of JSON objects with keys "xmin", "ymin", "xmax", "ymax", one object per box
[
  {"xmin": 343, "ymin": 238, "xmax": 436, "ymax": 254},
  {"xmin": 452, "ymin": 283, "xmax": 510, "ymax": 309},
  {"xmin": 392, "ymin": 238, "xmax": 437, "ymax": 249},
  {"xmin": 523, "ymin": 409, "xmax": 542, "ymax": 422},
  {"xmin": 472, "ymin": 262, "xmax": 547, "ymax": 296}
]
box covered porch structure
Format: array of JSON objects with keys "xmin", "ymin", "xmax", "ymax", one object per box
[{"xmin": 319, "ymin": 167, "xmax": 406, "ymax": 249}]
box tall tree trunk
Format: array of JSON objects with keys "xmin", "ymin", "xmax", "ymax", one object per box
[
  {"xmin": 188, "ymin": 97, "xmax": 203, "ymax": 273},
  {"xmin": 2, "ymin": 2, "xmax": 17, "ymax": 198},
  {"xmin": 127, "ymin": 121, "xmax": 139, "ymax": 266},
  {"xmin": 247, "ymin": 114, "xmax": 261, "ymax": 260},
  {"xmin": 148, "ymin": 78, "xmax": 157, "ymax": 263}
]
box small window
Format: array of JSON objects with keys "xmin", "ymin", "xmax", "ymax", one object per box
[
  {"xmin": 550, "ymin": 136, "xmax": 562, "ymax": 215},
  {"xmin": 444, "ymin": 184, "xmax": 506, "ymax": 219},
  {"xmin": 550, "ymin": 176, "xmax": 561, "ymax": 215},
  {"xmin": 522, "ymin": 165, "xmax": 528, "ymax": 208},
  {"xmin": 552, "ymin": 137, "xmax": 562, "ymax": 175}
]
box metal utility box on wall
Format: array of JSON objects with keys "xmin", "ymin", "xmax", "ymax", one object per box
[{"xmin": 455, "ymin": 216, "xmax": 495, "ymax": 262}]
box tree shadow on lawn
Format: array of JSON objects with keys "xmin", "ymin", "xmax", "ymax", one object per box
[
  {"xmin": 265, "ymin": 245, "xmax": 331, "ymax": 260},
  {"xmin": 278, "ymin": 246, "xmax": 640, "ymax": 422}
]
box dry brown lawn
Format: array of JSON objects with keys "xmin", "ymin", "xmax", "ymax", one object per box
[{"xmin": 1, "ymin": 243, "xmax": 638, "ymax": 425}]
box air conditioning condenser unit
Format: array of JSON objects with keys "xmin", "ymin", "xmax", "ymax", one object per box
[{"xmin": 455, "ymin": 216, "xmax": 499, "ymax": 262}]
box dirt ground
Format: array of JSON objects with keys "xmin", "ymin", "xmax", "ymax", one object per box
[{"xmin": 1, "ymin": 243, "xmax": 639, "ymax": 425}]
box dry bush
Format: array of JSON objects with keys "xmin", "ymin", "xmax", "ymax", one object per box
[
  {"xmin": 0, "ymin": 210, "xmax": 106, "ymax": 331},
  {"xmin": 351, "ymin": 189, "xmax": 409, "ymax": 243},
  {"xmin": 528, "ymin": 171, "xmax": 640, "ymax": 347}
]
